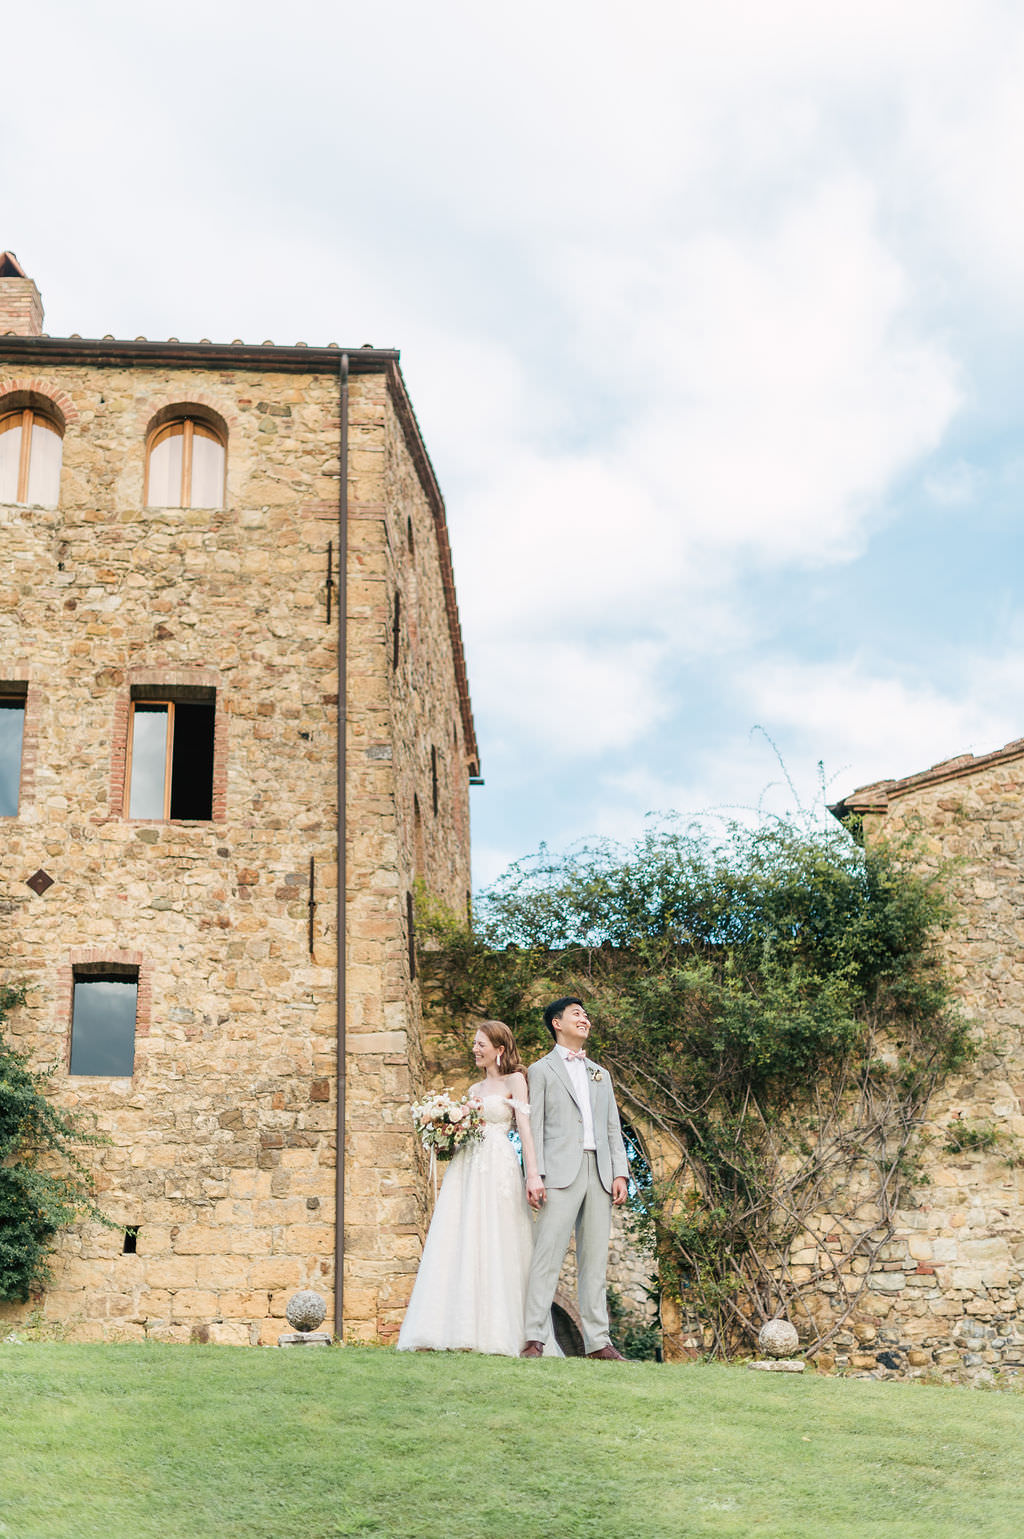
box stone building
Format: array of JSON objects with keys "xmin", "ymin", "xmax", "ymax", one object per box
[
  {"xmin": 818, "ymin": 740, "xmax": 1024, "ymax": 1378},
  {"xmin": 0, "ymin": 252, "xmax": 480, "ymax": 1345},
  {"xmin": 657, "ymin": 739, "xmax": 1024, "ymax": 1377}
]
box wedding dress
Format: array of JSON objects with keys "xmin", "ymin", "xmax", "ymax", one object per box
[{"xmin": 397, "ymin": 1094, "xmax": 536, "ymax": 1355}]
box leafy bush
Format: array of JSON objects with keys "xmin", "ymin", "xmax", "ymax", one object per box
[
  {"xmin": 943, "ymin": 1120, "xmax": 1000, "ymax": 1155},
  {"xmin": 418, "ymin": 817, "xmax": 970, "ymax": 1357},
  {"xmin": 0, "ymin": 984, "xmax": 108, "ymax": 1301}
]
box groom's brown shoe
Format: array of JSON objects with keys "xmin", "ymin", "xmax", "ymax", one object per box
[
  {"xmin": 520, "ymin": 1340, "xmax": 545, "ymax": 1357},
  {"xmin": 587, "ymin": 1344, "xmax": 626, "ymax": 1360}
]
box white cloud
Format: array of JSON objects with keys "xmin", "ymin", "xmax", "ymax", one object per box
[
  {"xmin": 474, "ymin": 638, "xmax": 670, "ymax": 753},
  {"xmin": 745, "ymin": 655, "xmax": 1023, "ymax": 801},
  {"xmin": 5, "ymin": 0, "xmax": 1024, "ymax": 869}
]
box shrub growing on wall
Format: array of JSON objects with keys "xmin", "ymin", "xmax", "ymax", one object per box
[
  {"xmin": 418, "ymin": 817, "xmax": 970, "ymax": 1357},
  {"xmin": 0, "ymin": 984, "xmax": 107, "ymax": 1302}
]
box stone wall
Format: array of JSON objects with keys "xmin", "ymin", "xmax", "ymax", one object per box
[
  {"xmin": 0, "ymin": 350, "xmax": 472, "ymax": 1345},
  {"xmin": 660, "ymin": 749, "xmax": 1024, "ymax": 1379},
  {"xmin": 342, "ymin": 371, "xmax": 472, "ymax": 1342},
  {"xmin": 820, "ymin": 754, "xmax": 1024, "ymax": 1381}
]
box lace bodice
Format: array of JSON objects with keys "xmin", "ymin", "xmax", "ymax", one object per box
[{"xmin": 477, "ymin": 1093, "xmax": 530, "ymax": 1128}]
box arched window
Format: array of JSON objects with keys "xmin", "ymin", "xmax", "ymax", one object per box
[
  {"xmin": 145, "ymin": 413, "xmax": 226, "ymax": 508},
  {"xmin": 0, "ymin": 402, "xmax": 63, "ymax": 506}
]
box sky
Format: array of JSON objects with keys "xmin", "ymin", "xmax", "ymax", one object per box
[{"xmin": 5, "ymin": 1, "xmax": 1024, "ymax": 888}]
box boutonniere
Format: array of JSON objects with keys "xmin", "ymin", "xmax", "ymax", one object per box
[{"xmin": 588, "ymin": 1066, "xmax": 602, "ymax": 1082}]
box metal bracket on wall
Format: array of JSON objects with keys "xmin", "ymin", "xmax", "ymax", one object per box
[
  {"xmin": 308, "ymin": 855, "xmax": 316, "ymax": 955},
  {"xmin": 325, "ymin": 539, "xmax": 335, "ymax": 625}
]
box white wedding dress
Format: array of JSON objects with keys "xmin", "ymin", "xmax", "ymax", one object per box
[{"xmin": 397, "ymin": 1094, "xmax": 537, "ymax": 1356}]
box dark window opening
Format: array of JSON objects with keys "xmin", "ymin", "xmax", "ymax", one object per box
[
  {"xmin": 0, "ymin": 693, "xmax": 26, "ymax": 816},
  {"xmin": 406, "ymin": 516, "xmax": 414, "ymax": 555},
  {"xmin": 70, "ymin": 971, "xmax": 138, "ymax": 1076},
  {"xmin": 431, "ymin": 745, "xmax": 439, "ymax": 816},
  {"xmin": 392, "ymin": 591, "xmax": 401, "ymax": 672},
  {"xmin": 413, "ymin": 794, "xmax": 425, "ymax": 874},
  {"xmin": 128, "ymin": 696, "xmax": 215, "ymax": 819},
  {"xmin": 406, "ymin": 890, "xmax": 416, "ymax": 981},
  {"xmin": 123, "ymin": 1226, "xmax": 139, "ymax": 1255}
]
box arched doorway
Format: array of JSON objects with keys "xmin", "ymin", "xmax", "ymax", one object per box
[{"xmin": 551, "ymin": 1297, "xmax": 586, "ymax": 1356}]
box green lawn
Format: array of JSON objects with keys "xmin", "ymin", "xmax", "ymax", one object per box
[{"xmin": 1, "ymin": 1344, "xmax": 1022, "ymax": 1539}]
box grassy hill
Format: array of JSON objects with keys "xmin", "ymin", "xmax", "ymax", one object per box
[{"xmin": 1, "ymin": 1342, "xmax": 1022, "ymax": 1538}]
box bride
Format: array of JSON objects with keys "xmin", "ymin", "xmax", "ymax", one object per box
[{"xmin": 397, "ymin": 1020, "xmax": 541, "ymax": 1355}]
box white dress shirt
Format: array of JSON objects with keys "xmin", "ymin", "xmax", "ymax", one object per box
[{"xmin": 558, "ymin": 1044, "xmax": 596, "ymax": 1150}]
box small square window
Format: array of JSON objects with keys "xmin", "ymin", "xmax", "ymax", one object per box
[
  {"xmin": 0, "ymin": 694, "xmax": 26, "ymax": 816},
  {"xmin": 127, "ymin": 695, "xmax": 215, "ymax": 819},
  {"xmin": 70, "ymin": 972, "xmax": 138, "ymax": 1076}
]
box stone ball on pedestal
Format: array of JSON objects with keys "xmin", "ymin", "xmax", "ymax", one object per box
[
  {"xmin": 758, "ymin": 1318, "xmax": 800, "ymax": 1358},
  {"xmin": 285, "ymin": 1290, "xmax": 327, "ymax": 1333}
]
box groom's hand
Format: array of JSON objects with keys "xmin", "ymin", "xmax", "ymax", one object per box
[
  {"xmin": 612, "ymin": 1177, "xmax": 628, "ymax": 1207},
  {"xmin": 526, "ymin": 1176, "xmax": 546, "ymax": 1209}
]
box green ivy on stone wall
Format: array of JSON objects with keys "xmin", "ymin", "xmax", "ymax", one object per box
[{"xmin": 417, "ymin": 817, "xmax": 971, "ymax": 1358}]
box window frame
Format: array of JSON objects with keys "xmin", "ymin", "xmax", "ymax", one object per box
[
  {"xmin": 125, "ymin": 694, "xmax": 216, "ymax": 821},
  {"xmin": 0, "ymin": 689, "xmax": 27, "ymax": 817},
  {"xmin": 69, "ymin": 966, "xmax": 140, "ymax": 1079},
  {"xmin": 144, "ymin": 415, "xmax": 226, "ymax": 509},
  {"xmin": 0, "ymin": 404, "xmax": 63, "ymax": 506}
]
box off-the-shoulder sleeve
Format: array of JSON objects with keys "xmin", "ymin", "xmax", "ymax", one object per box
[{"xmin": 509, "ymin": 1097, "xmax": 531, "ymax": 1116}]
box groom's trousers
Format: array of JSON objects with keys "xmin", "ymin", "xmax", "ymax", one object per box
[{"xmin": 524, "ymin": 1151, "xmax": 613, "ymax": 1353}]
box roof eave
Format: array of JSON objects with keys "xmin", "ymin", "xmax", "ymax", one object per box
[
  {"xmin": 0, "ymin": 334, "xmax": 399, "ymax": 373},
  {"xmin": 0, "ymin": 333, "xmax": 481, "ymax": 772}
]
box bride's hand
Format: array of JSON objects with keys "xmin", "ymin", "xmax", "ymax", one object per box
[{"xmin": 526, "ymin": 1175, "xmax": 546, "ymax": 1209}]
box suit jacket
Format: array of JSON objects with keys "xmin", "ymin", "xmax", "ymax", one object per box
[{"xmin": 528, "ymin": 1048, "xmax": 629, "ymax": 1194}]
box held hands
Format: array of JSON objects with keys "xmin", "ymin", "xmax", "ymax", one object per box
[{"xmin": 611, "ymin": 1177, "xmax": 628, "ymax": 1207}]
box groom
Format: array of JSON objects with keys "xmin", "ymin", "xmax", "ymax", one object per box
[{"xmin": 521, "ymin": 997, "xmax": 630, "ymax": 1360}]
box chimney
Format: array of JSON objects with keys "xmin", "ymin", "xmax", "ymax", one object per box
[{"xmin": 0, "ymin": 252, "xmax": 44, "ymax": 336}]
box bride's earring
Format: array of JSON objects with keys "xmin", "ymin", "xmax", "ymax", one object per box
[{"xmin": 496, "ymin": 1051, "xmax": 502, "ymax": 1069}]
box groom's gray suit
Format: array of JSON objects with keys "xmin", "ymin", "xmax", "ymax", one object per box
[{"xmin": 523, "ymin": 1047, "xmax": 629, "ymax": 1353}]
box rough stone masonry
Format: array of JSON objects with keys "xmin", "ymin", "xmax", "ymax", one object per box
[
  {"xmin": 821, "ymin": 742, "xmax": 1024, "ymax": 1381},
  {"xmin": 0, "ymin": 259, "xmax": 476, "ymax": 1345}
]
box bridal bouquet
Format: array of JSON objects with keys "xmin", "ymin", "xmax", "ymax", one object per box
[{"xmin": 411, "ymin": 1090, "xmax": 484, "ymax": 1159}]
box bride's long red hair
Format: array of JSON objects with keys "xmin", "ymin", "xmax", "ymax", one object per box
[{"xmin": 476, "ymin": 1020, "xmax": 526, "ymax": 1082}]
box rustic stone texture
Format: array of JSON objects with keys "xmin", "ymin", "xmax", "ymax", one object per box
[
  {"xmin": 801, "ymin": 750, "xmax": 1024, "ymax": 1381},
  {"xmin": 758, "ymin": 1318, "xmax": 800, "ymax": 1357},
  {"xmin": 664, "ymin": 746, "xmax": 1024, "ymax": 1381},
  {"xmin": 0, "ymin": 336, "xmax": 472, "ymax": 1344}
]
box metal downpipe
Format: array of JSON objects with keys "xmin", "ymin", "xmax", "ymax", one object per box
[{"xmin": 334, "ymin": 354, "xmax": 349, "ymax": 1340}]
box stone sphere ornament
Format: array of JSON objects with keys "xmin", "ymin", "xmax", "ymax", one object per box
[
  {"xmin": 285, "ymin": 1290, "xmax": 327, "ymax": 1333},
  {"xmin": 758, "ymin": 1317, "xmax": 800, "ymax": 1358}
]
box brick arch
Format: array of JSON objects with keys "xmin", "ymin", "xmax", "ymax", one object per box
[
  {"xmin": 59, "ymin": 947, "xmax": 152, "ymax": 1069},
  {"xmin": 0, "ymin": 377, "xmax": 78, "ymax": 425},
  {"xmin": 134, "ymin": 391, "xmax": 239, "ymax": 440}
]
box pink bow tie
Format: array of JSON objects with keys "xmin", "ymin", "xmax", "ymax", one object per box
[{"xmin": 564, "ymin": 1050, "xmax": 587, "ymax": 1062}]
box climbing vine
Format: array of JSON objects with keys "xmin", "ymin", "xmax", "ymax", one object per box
[{"xmin": 417, "ymin": 818, "xmax": 971, "ymax": 1357}]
